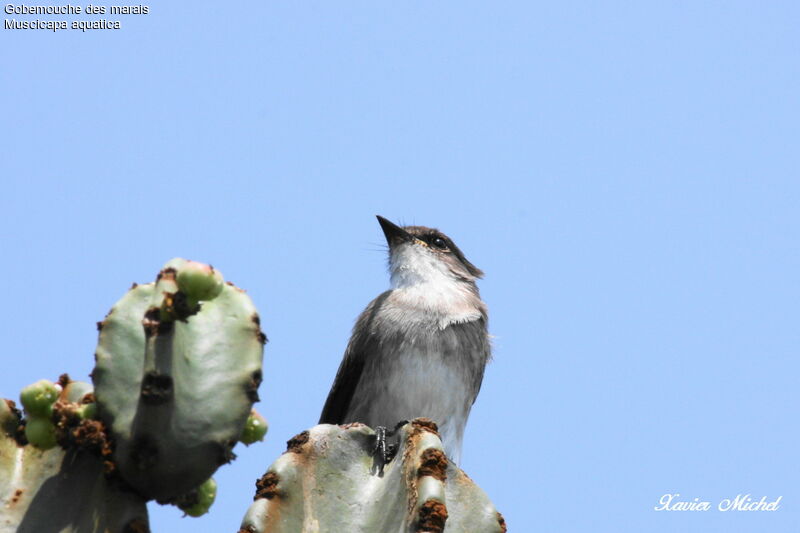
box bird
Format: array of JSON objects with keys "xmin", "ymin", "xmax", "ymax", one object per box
[{"xmin": 319, "ymin": 215, "xmax": 490, "ymax": 466}]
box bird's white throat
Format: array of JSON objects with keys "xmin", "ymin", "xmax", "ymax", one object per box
[{"xmin": 388, "ymin": 243, "xmax": 482, "ymax": 327}]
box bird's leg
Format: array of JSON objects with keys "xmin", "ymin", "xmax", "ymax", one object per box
[
  {"xmin": 372, "ymin": 426, "xmax": 388, "ymax": 476},
  {"xmin": 383, "ymin": 419, "xmax": 408, "ymax": 460},
  {"xmin": 387, "ymin": 419, "xmax": 408, "ymax": 436},
  {"xmin": 372, "ymin": 421, "xmax": 410, "ymax": 476}
]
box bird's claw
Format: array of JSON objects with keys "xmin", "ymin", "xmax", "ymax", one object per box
[
  {"xmin": 388, "ymin": 419, "xmax": 408, "ymax": 437},
  {"xmin": 372, "ymin": 426, "xmax": 389, "ymax": 476},
  {"xmin": 372, "ymin": 423, "xmax": 406, "ymax": 476}
]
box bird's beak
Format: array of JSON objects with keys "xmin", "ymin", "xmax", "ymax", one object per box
[{"xmin": 377, "ymin": 215, "xmax": 413, "ymax": 247}]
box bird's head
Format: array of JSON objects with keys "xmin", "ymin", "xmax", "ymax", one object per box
[{"xmin": 376, "ymin": 216, "xmax": 483, "ymax": 290}]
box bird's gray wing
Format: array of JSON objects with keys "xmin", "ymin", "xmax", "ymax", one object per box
[
  {"xmin": 318, "ymin": 290, "xmax": 392, "ymax": 424},
  {"xmin": 444, "ymin": 316, "xmax": 491, "ymax": 404}
]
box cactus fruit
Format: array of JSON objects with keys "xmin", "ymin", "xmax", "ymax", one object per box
[
  {"xmin": 92, "ymin": 258, "xmax": 266, "ymax": 501},
  {"xmin": 0, "ymin": 378, "xmax": 149, "ymax": 533},
  {"xmin": 176, "ymin": 260, "xmax": 225, "ymax": 306},
  {"xmin": 18, "ymin": 379, "xmax": 61, "ymax": 450},
  {"xmin": 19, "ymin": 379, "xmax": 59, "ymax": 418},
  {"xmin": 240, "ymin": 409, "xmax": 269, "ymax": 446},
  {"xmin": 23, "ymin": 417, "xmax": 57, "ymax": 450},
  {"xmin": 239, "ymin": 419, "xmax": 506, "ymax": 533},
  {"xmin": 177, "ymin": 477, "xmax": 218, "ymax": 517}
]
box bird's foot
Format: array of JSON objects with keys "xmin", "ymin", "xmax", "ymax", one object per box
[
  {"xmin": 372, "ymin": 426, "xmax": 389, "ymax": 476},
  {"xmin": 371, "ymin": 421, "xmax": 409, "ymax": 476},
  {"xmin": 387, "ymin": 419, "xmax": 408, "ymax": 437}
]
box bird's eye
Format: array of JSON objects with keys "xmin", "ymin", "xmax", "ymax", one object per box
[{"xmin": 432, "ymin": 237, "xmax": 448, "ymax": 249}]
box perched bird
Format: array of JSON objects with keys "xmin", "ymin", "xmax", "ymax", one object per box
[{"xmin": 319, "ymin": 216, "xmax": 490, "ymax": 465}]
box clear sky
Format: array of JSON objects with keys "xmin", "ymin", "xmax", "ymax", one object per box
[{"xmin": 1, "ymin": 2, "xmax": 798, "ymax": 532}]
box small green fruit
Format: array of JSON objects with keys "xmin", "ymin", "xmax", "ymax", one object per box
[
  {"xmin": 180, "ymin": 478, "xmax": 217, "ymax": 517},
  {"xmin": 77, "ymin": 402, "xmax": 97, "ymax": 420},
  {"xmin": 239, "ymin": 410, "xmax": 268, "ymax": 445},
  {"xmin": 20, "ymin": 380, "xmax": 59, "ymax": 417},
  {"xmin": 25, "ymin": 416, "xmax": 57, "ymax": 449},
  {"xmin": 176, "ymin": 262, "xmax": 224, "ymax": 302}
]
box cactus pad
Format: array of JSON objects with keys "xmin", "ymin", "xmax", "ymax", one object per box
[
  {"xmin": 92, "ymin": 258, "xmax": 266, "ymax": 501},
  {"xmin": 0, "ymin": 380, "xmax": 149, "ymax": 533},
  {"xmin": 239, "ymin": 419, "xmax": 506, "ymax": 533}
]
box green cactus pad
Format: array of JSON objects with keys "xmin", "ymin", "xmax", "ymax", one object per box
[
  {"xmin": 240, "ymin": 419, "xmax": 506, "ymax": 533},
  {"xmin": 0, "ymin": 439, "xmax": 149, "ymax": 532},
  {"xmin": 0, "ymin": 381, "xmax": 149, "ymax": 533},
  {"xmin": 93, "ymin": 259, "xmax": 266, "ymax": 501}
]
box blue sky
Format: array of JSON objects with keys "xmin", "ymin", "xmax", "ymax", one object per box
[{"xmin": 2, "ymin": 2, "xmax": 798, "ymax": 531}]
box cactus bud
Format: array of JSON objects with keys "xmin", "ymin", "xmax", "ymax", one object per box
[
  {"xmin": 179, "ymin": 477, "xmax": 217, "ymax": 517},
  {"xmin": 77, "ymin": 402, "xmax": 97, "ymax": 420},
  {"xmin": 176, "ymin": 261, "xmax": 224, "ymax": 302},
  {"xmin": 20, "ymin": 380, "xmax": 59, "ymax": 418},
  {"xmin": 25, "ymin": 416, "xmax": 57, "ymax": 449},
  {"xmin": 240, "ymin": 410, "xmax": 268, "ymax": 445}
]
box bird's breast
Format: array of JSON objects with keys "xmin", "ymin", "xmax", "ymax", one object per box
[
  {"xmin": 383, "ymin": 284, "xmax": 485, "ymax": 329},
  {"xmin": 345, "ymin": 314, "xmax": 489, "ymax": 462}
]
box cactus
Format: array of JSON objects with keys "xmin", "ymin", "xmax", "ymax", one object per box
[
  {"xmin": 1, "ymin": 259, "xmax": 268, "ymax": 532},
  {"xmin": 2, "ymin": 259, "xmax": 505, "ymax": 532},
  {"xmin": 92, "ymin": 258, "xmax": 267, "ymax": 501},
  {"xmin": 239, "ymin": 419, "xmax": 506, "ymax": 533},
  {"xmin": 0, "ymin": 379, "xmax": 150, "ymax": 533}
]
